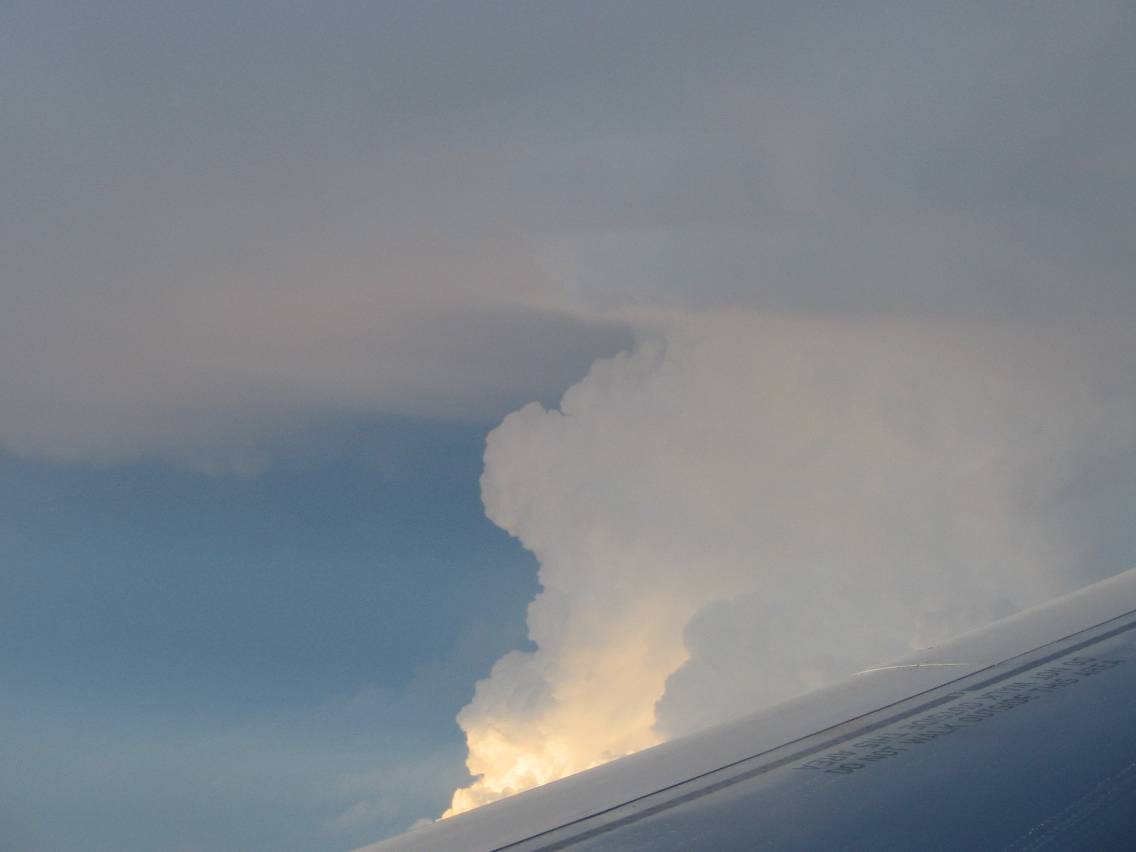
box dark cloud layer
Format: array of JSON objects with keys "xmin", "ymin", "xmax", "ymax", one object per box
[{"xmin": 3, "ymin": 1, "xmax": 1133, "ymax": 469}]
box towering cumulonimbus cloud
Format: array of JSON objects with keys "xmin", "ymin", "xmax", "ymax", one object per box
[{"xmin": 446, "ymin": 310, "xmax": 1136, "ymax": 815}]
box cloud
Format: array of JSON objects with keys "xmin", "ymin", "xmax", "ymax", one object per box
[
  {"xmin": 0, "ymin": 141, "xmax": 631, "ymax": 472},
  {"xmin": 6, "ymin": 2, "xmax": 1133, "ymax": 847},
  {"xmin": 447, "ymin": 309, "xmax": 1136, "ymax": 811},
  {"xmin": 4, "ymin": 2, "xmax": 1132, "ymax": 472},
  {"xmin": 0, "ymin": 273, "xmax": 629, "ymax": 472}
]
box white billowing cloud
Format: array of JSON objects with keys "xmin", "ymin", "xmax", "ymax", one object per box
[{"xmin": 447, "ymin": 309, "xmax": 1136, "ymax": 812}]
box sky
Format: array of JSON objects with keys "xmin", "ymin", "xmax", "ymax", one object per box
[{"xmin": 2, "ymin": 2, "xmax": 1134, "ymax": 849}]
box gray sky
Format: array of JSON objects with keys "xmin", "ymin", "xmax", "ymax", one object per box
[{"xmin": 4, "ymin": 1, "xmax": 1133, "ymax": 469}]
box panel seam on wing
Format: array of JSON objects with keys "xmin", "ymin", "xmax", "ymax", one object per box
[{"xmin": 853, "ymin": 663, "xmax": 969, "ymax": 676}]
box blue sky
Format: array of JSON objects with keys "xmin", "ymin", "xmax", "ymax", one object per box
[
  {"xmin": 0, "ymin": 418, "xmax": 537, "ymax": 705},
  {"xmin": 3, "ymin": 2, "xmax": 1134, "ymax": 849},
  {"xmin": 0, "ymin": 416, "xmax": 549, "ymax": 850}
]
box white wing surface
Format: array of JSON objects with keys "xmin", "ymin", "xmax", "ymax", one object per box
[{"xmin": 361, "ymin": 567, "xmax": 1136, "ymax": 851}]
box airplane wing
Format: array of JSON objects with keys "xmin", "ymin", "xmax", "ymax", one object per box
[{"xmin": 360, "ymin": 567, "xmax": 1136, "ymax": 851}]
